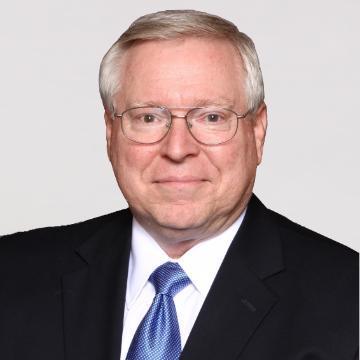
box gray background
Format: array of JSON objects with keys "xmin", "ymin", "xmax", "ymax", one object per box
[{"xmin": 0, "ymin": 0, "xmax": 359, "ymax": 251}]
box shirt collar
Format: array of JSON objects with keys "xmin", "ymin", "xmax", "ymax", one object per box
[
  {"xmin": 126, "ymin": 218, "xmax": 170, "ymax": 309},
  {"xmin": 177, "ymin": 212, "xmax": 245, "ymax": 296},
  {"xmin": 126, "ymin": 211, "xmax": 246, "ymax": 309}
]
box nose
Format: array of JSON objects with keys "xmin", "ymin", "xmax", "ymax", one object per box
[{"xmin": 159, "ymin": 114, "xmax": 200, "ymax": 162}]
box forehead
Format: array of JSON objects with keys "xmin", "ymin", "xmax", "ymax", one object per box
[{"xmin": 116, "ymin": 37, "xmax": 246, "ymax": 108}]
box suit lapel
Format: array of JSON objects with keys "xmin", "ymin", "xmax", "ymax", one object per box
[
  {"xmin": 61, "ymin": 195, "xmax": 284, "ymax": 360},
  {"xmin": 62, "ymin": 210, "xmax": 132, "ymax": 360},
  {"xmin": 180, "ymin": 195, "xmax": 285, "ymax": 360}
]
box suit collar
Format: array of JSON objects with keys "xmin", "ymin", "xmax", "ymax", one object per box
[
  {"xmin": 180, "ymin": 194, "xmax": 285, "ymax": 360},
  {"xmin": 75, "ymin": 209, "xmax": 132, "ymax": 266},
  {"xmin": 61, "ymin": 195, "xmax": 285, "ymax": 360},
  {"xmin": 235, "ymin": 194, "xmax": 284, "ymax": 279},
  {"xmin": 62, "ymin": 209, "xmax": 132, "ymax": 360}
]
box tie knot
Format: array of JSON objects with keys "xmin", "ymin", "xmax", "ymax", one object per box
[{"xmin": 149, "ymin": 262, "xmax": 191, "ymax": 297}]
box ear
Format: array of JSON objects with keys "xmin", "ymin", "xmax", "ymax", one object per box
[
  {"xmin": 252, "ymin": 103, "xmax": 268, "ymax": 165},
  {"xmin": 104, "ymin": 110, "xmax": 113, "ymax": 161}
]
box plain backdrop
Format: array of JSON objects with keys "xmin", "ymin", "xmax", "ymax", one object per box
[{"xmin": 0, "ymin": 0, "xmax": 359, "ymax": 251}]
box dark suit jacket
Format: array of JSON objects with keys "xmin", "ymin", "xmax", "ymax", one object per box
[{"xmin": 0, "ymin": 195, "xmax": 358, "ymax": 360}]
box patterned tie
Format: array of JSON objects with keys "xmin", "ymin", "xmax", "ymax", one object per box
[{"xmin": 126, "ymin": 262, "xmax": 191, "ymax": 360}]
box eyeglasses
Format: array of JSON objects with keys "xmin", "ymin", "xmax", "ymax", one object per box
[{"xmin": 113, "ymin": 106, "xmax": 250, "ymax": 145}]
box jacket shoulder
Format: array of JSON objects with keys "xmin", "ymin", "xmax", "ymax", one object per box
[
  {"xmin": 268, "ymin": 209, "xmax": 358, "ymax": 304},
  {"xmin": 0, "ymin": 209, "xmax": 132, "ymax": 276},
  {"xmin": 270, "ymin": 209, "xmax": 358, "ymax": 262},
  {"xmin": 266, "ymin": 208, "xmax": 358, "ymax": 356},
  {"xmin": 1, "ymin": 209, "xmax": 130, "ymax": 251}
]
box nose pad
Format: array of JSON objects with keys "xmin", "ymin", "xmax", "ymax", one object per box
[
  {"xmin": 166, "ymin": 114, "xmax": 192, "ymax": 129},
  {"xmin": 159, "ymin": 114, "xmax": 199, "ymax": 160},
  {"xmin": 166, "ymin": 117, "xmax": 191, "ymax": 135},
  {"xmin": 166, "ymin": 115, "xmax": 192, "ymax": 132},
  {"xmin": 162, "ymin": 111, "xmax": 198, "ymax": 148}
]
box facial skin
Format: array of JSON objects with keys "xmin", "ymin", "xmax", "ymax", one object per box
[{"xmin": 105, "ymin": 37, "xmax": 267, "ymax": 258}]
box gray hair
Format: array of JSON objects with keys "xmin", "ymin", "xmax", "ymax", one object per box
[{"xmin": 99, "ymin": 10, "xmax": 264, "ymax": 113}]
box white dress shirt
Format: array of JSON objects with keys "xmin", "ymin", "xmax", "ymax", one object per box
[{"xmin": 120, "ymin": 212, "xmax": 246, "ymax": 360}]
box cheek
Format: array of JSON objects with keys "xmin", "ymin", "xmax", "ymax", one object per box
[
  {"xmin": 110, "ymin": 137, "xmax": 157, "ymax": 184},
  {"xmin": 110, "ymin": 144, "xmax": 150, "ymax": 205},
  {"xmin": 215, "ymin": 132, "xmax": 258, "ymax": 189}
]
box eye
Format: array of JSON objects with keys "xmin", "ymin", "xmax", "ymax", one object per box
[
  {"xmin": 200, "ymin": 111, "xmax": 226, "ymax": 124},
  {"xmin": 134, "ymin": 112, "xmax": 163, "ymax": 124},
  {"xmin": 206, "ymin": 113, "xmax": 221, "ymax": 123},
  {"xmin": 189, "ymin": 108, "xmax": 232, "ymax": 129},
  {"xmin": 143, "ymin": 114, "xmax": 156, "ymax": 123},
  {"xmin": 131, "ymin": 110, "xmax": 168, "ymax": 127}
]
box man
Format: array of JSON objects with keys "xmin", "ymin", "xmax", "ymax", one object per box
[{"xmin": 0, "ymin": 9, "xmax": 358, "ymax": 360}]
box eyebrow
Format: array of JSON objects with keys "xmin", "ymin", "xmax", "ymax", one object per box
[{"xmin": 128, "ymin": 97, "xmax": 236, "ymax": 109}]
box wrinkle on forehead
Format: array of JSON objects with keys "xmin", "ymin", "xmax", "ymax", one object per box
[
  {"xmin": 128, "ymin": 97, "xmax": 237, "ymax": 109},
  {"xmin": 115, "ymin": 37, "xmax": 247, "ymax": 111}
]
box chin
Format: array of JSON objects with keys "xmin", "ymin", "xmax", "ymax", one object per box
[{"xmin": 137, "ymin": 201, "xmax": 210, "ymax": 235}]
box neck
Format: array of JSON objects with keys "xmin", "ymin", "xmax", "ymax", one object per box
[
  {"xmin": 133, "ymin": 204, "xmax": 248, "ymax": 259},
  {"xmin": 158, "ymin": 238, "xmax": 200, "ymax": 259}
]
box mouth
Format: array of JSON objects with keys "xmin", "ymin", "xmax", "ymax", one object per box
[{"xmin": 153, "ymin": 176, "xmax": 208, "ymax": 188}]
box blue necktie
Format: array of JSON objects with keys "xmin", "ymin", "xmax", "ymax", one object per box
[{"xmin": 126, "ymin": 262, "xmax": 191, "ymax": 360}]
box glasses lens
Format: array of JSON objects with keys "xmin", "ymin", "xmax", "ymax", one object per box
[
  {"xmin": 187, "ymin": 108, "xmax": 237, "ymax": 145},
  {"xmin": 121, "ymin": 107, "xmax": 170, "ymax": 143}
]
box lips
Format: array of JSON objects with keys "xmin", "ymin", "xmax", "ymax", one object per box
[
  {"xmin": 153, "ymin": 176, "xmax": 208, "ymax": 189},
  {"xmin": 154, "ymin": 176, "xmax": 206, "ymax": 183}
]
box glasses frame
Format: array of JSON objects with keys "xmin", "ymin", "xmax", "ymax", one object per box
[{"xmin": 113, "ymin": 106, "xmax": 250, "ymax": 145}]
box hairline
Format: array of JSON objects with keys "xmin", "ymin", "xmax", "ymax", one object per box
[
  {"xmin": 116, "ymin": 36, "xmax": 246, "ymax": 107},
  {"xmin": 99, "ymin": 11, "xmax": 265, "ymax": 114}
]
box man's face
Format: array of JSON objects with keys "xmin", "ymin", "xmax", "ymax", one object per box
[{"xmin": 105, "ymin": 37, "xmax": 267, "ymax": 248}]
